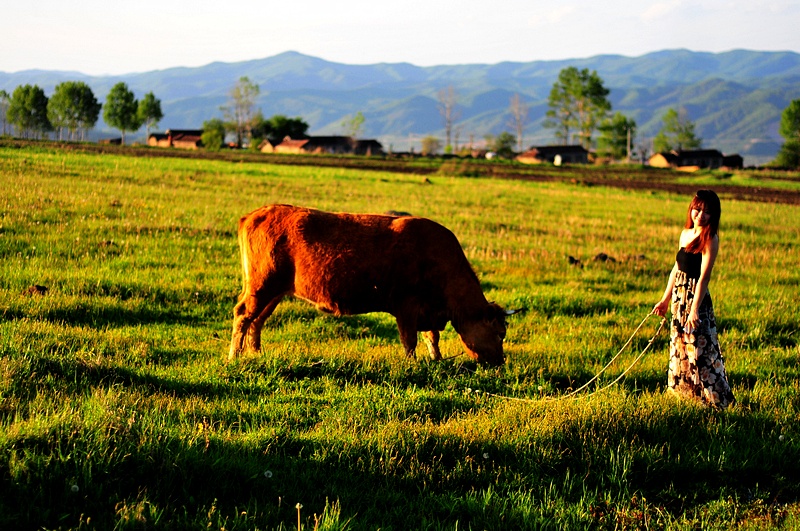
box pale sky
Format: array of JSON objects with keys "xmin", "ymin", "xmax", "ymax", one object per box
[{"xmin": 2, "ymin": 0, "xmax": 798, "ymax": 75}]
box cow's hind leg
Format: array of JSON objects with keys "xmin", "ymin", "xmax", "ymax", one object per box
[
  {"xmin": 246, "ymin": 296, "xmax": 283, "ymax": 352},
  {"xmin": 421, "ymin": 330, "xmax": 442, "ymax": 361},
  {"xmin": 229, "ymin": 291, "xmax": 281, "ymax": 360}
]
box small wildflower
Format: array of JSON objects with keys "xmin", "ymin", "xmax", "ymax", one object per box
[
  {"xmin": 538, "ymin": 386, "xmax": 544, "ymax": 391},
  {"xmin": 779, "ymin": 435, "xmax": 785, "ymax": 442},
  {"xmin": 264, "ymin": 470, "xmax": 273, "ymax": 478},
  {"xmin": 483, "ymin": 453, "xmax": 490, "ymax": 459},
  {"xmin": 296, "ymin": 503, "xmax": 303, "ymax": 510},
  {"xmin": 71, "ymin": 484, "xmax": 79, "ymax": 493}
]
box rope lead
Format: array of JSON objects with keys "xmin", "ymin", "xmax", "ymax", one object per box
[{"xmin": 477, "ymin": 312, "xmax": 667, "ymax": 403}]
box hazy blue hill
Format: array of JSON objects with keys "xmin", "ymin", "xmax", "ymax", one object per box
[{"xmin": 2, "ymin": 49, "xmax": 799, "ymax": 164}]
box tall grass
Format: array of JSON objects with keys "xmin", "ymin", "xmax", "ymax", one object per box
[{"xmin": 1, "ymin": 143, "xmax": 799, "ymax": 530}]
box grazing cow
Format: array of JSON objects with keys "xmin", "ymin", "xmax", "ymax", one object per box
[{"xmin": 229, "ymin": 204, "xmax": 519, "ymax": 365}]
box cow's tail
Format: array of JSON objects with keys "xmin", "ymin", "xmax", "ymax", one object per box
[{"xmin": 237, "ymin": 217, "xmax": 253, "ymax": 294}]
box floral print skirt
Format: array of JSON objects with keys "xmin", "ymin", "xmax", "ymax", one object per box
[{"xmin": 668, "ymin": 270, "xmax": 735, "ymax": 408}]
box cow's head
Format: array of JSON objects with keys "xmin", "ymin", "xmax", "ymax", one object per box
[{"xmin": 455, "ymin": 303, "xmax": 524, "ymax": 366}]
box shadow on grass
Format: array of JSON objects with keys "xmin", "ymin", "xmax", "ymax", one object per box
[
  {"xmin": 3, "ymin": 304, "xmax": 202, "ymax": 328},
  {"xmin": 0, "ymin": 426, "xmax": 549, "ymax": 530},
  {"xmin": 721, "ymin": 317, "xmax": 798, "ymax": 349},
  {"xmin": 8, "ymin": 354, "xmax": 482, "ymax": 421},
  {"xmin": 3, "ymin": 398, "xmax": 799, "ymax": 531},
  {"xmin": 8, "ymin": 355, "xmax": 222, "ymax": 400}
]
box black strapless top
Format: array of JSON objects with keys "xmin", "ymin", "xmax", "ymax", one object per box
[{"xmin": 676, "ymin": 247, "xmax": 702, "ymax": 278}]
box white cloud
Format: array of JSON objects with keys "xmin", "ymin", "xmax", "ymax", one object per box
[
  {"xmin": 640, "ymin": 0, "xmax": 685, "ymax": 21},
  {"xmin": 528, "ymin": 5, "xmax": 580, "ymax": 27}
]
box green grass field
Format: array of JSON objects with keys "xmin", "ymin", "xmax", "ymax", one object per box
[{"xmin": 1, "ymin": 142, "xmax": 799, "ymax": 530}]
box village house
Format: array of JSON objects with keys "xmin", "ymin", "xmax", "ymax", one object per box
[
  {"xmin": 516, "ymin": 145, "xmax": 590, "ymax": 165},
  {"xmin": 722, "ymin": 153, "xmax": 744, "ymax": 169},
  {"xmin": 354, "ymin": 139, "xmax": 384, "ymax": 156},
  {"xmin": 648, "ymin": 149, "xmax": 742, "ymax": 171},
  {"xmin": 262, "ymin": 136, "xmax": 384, "ymax": 156},
  {"xmin": 147, "ymin": 129, "xmax": 203, "ymax": 150},
  {"xmin": 257, "ymin": 139, "xmax": 277, "ymax": 153},
  {"xmin": 266, "ymin": 137, "xmax": 310, "ymax": 154}
]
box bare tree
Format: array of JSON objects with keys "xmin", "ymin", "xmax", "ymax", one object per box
[
  {"xmin": 509, "ymin": 94, "xmax": 529, "ymax": 152},
  {"xmin": 437, "ymin": 86, "xmax": 460, "ymax": 153},
  {"xmin": 0, "ymin": 90, "xmax": 10, "ymax": 136},
  {"xmin": 222, "ymin": 76, "xmax": 260, "ymax": 148},
  {"xmin": 342, "ymin": 111, "xmax": 365, "ymax": 151}
]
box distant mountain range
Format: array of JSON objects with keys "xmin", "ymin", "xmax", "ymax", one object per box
[{"xmin": 3, "ymin": 49, "xmax": 799, "ymax": 165}]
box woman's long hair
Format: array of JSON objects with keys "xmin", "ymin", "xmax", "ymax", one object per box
[{"xmin": 684, "ymin": 189, "xmax": 721, "ymax": 253}]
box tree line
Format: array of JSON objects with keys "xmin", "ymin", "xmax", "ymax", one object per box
[
  {"xmin": 432, "ymin": 65, "xmax": 800, "ymax": 167},
  {"xmin": 424, "ymin": 67, "xmax": 702, "ymax": 162},
  {"xmin": 0, "ymin": 77, "xmax": 310, "ymax": 151},
  {"xmin": 0, "ymin": 82, "xmax": 162, "ymax": 144},
  {"xmin": 1, "ymin": 71, "xmax": 798, "ymax": 168}
]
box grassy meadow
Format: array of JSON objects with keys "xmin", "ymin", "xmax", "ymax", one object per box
[{"xmin": 1, "ymin": 142, "xmax": 799, "ymax": 530}]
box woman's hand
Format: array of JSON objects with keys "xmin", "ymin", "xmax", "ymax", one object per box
[
  {"xmin": 686, "ymin": 308, "xmax": 700, "ymax": 333},
  {"xmin": 652, "ymin": 299, "xmax": 670, "ymax": 317}
]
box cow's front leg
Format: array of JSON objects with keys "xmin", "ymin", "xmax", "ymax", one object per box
[
  {"xmin": 421, "ymin": 330, "xmax": 442, "ymax": 361},
  {"xmin": 395, "ymin": 314, "xmax": 419, "ymax": 360}
]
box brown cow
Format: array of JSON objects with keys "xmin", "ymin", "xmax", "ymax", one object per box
[{"xmin": 229, "ymin": 204, "xmax": 519, "ymax": 365}]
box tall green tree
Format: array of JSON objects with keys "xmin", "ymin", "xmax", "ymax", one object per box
[
  {"xmin": 779, "ymin": 99, "xmax": 800, "ymax": 142},
  {"xmin": 597, "ymin": 112, "xmax": 637, "ymax": 161},
  {"xmin": 221, "ymin": 76, "xmax": 260, "ymax": 148},
  {"xmin": 774, "ymin": 99, "xmax": 800, "ymax": 168},
  {"xmin": 544, "ymin": 67, "xmax": 611, "ymax": 149},
  {"xmin": 249, "ymin": 114, "xmax": 310, "ymax": 149},
  {"xmin": 201, "ymin": 118, "xmax": 226, "ymax": 151},
  {"xmin": 137, "ymin": 92, "xmax": 163, "ymax": 140},
  {"xmin": 73, "ymin": 82, "xmax": 100, "ymax": 139},
  {"xmin": 265, "ymin": 115, "xmax": 309, "ymax": 144},
  {"xmin": 7, "ymin": 84, "xmax": 51, "ymax": 139},
  {"xmin": 103, "ymin": 82, "xmax": 142, "ymax": 145},
  {"xmin": 248, "ymin": 112, "xmax": 269, "ymax": 150},
  {"xmin": 47, "ymin": 81, "xmax": 100, "ymax": 141},
  {"xmin": 653, "ymin": 108, "xmax": 702, "ymax": 153},
  {"xmin": 492, "ymin": 131, "xmax": 517, "ymax": 159}
]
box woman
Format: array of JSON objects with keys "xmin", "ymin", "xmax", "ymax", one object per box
[{"xmin": 653, "ymin": 190, "xmax": 735, "ymax": 408}]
